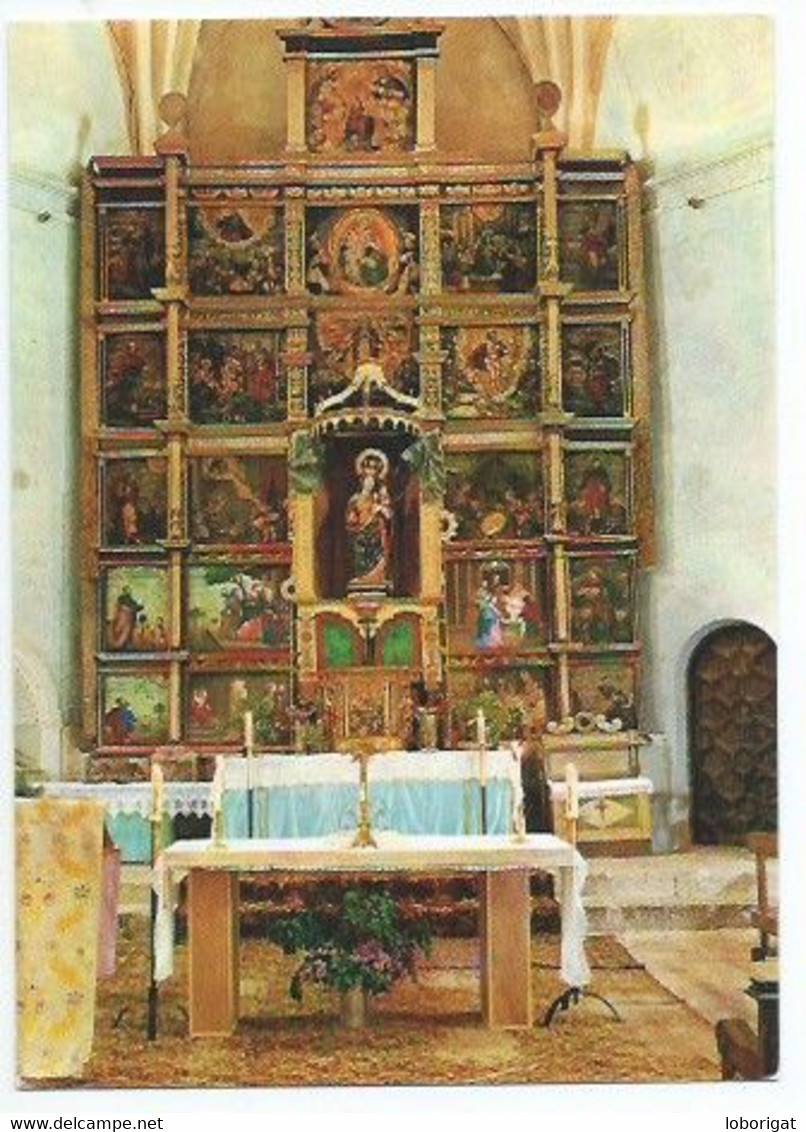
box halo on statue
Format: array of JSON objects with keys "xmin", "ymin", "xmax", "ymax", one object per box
[{"xmin": 354, "ymin": 447, "xmax": 389, "ymax": 480}]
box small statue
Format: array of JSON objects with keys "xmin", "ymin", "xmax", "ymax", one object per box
[{"xmin": 346, "ymin": 448, "xmax": 393, "ymax": 595}]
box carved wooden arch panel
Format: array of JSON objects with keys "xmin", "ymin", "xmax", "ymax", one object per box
[{"xmin": 689, "ymin": 623, "xmax": 777, "ymax": 846}]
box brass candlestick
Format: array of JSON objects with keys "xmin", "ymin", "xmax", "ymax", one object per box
[
  {"xmin": 351, "ymin": 746, "xmax": 377, "ymax": 849},
  {"xmin": 212, "ymin": 804, "xmax": 226, "ymax": 846}
]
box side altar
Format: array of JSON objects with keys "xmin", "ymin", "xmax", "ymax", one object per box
[{"xmin": 79, "ymin": 19, "xmax": 653, "ymax": 850}]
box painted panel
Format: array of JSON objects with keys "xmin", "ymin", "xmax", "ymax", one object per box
[
  {"xmin": 568, "ymin": 658, "xmax": 638, "ymax": 727},
  {"xmin": 444, "ymin": 452, "xmax": 543, "ymax": 542},
  {"xmin": 307, "ymin": 59, "xmax": 416, "ymax": 154},
  {"xmin": 187, "ymin": 671, "xmax": 292, "ymax": 746},
  {"xmin": 446, "ymin": 557, "xmax": 548, "ymax": 654},
  {"xmin": 440, "ymin": 203, "xmax": 536, "ymax": 293},
  {"xmin": 309, "ymin": 313, "xmax": 418, "ymax": 409},
  {"xmin": 187, "ymin": 564, "xmax": 293, "ymax": 652},
  {"xmin": 102, "ymin": 566, "xmax": 170, "ymax": 652},
  {"xmin": 565, "ymin": 448, "xmax": 631, "ymax": 537},
  {"xmin": 569, "ymin": 555, "xmax": 635, "ymax": 645},
  {"xmin": 101, "ymin": 456, "xmax": 168, "ymax": 547},
  {"xmin": 559, "ymin": 200, "xmax": 622, "ymax": 292},
  {"xmin": 448, "ymin": 663, "xmax": 550, "ymax": 746},
  {"xmin": 306, "ymin": 206, "xmax": 419, "ymax": 296},
  {"xmin": 100, "ymin": 672, "xmax": 170, "ymax": 746},
  {"xmin": 188, "ymin": 331, "xmax": 286, "ymax": 424},
  {"xmin": 562, "ymin": 323, "xmax": 626, "ymax": 417},
  {"xmin": 442, "ymin": 325, "xmax": 540, "ymax": 419},
  {"xmin": 99, "ymin": 206, "xmax": 165, "ymax": 300},
  {"xmin": 189, "ymin": 456, "xmax": 289, "ymax": 546},
  {"xmin": 101, "ymin": 333, "xmax": 166, "ymax": 427},
  {"xmin": 188, "ymin": 201, "xmax": 284, "ymax": 296}
]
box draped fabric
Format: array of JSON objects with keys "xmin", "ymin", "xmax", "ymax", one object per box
[
  {"xmin": 16, "ymin": 799, "xmax": 105, "ymax": 1080},
  {"xmin": 107, "ymin": 20, "xmax": 201, "ymax": 153}
]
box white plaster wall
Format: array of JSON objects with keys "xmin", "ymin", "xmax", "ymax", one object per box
[
  {"xmin": 597, "ymin": 18, "xmax": 775, "ymax": 847},
  {"xmin": 9, "ymin": 23, "xmax": 129, "ymax": 777}
]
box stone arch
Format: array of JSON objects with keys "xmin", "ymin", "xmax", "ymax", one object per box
[{"xmin": 14, "ymin": 644, "xmax": 63, "ymax": 780}]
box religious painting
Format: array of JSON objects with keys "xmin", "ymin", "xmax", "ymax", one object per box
[
  {"xmin": 309, "ymin": 313, "xmax": 419, "ymax": 410},
  {"xmin": 322, "ymin": 670, "xmax": 415, "ymax": 748},
  {"xmin": 565, "ymin": 448, "xmax": 632, "ymax": 537},
  {"xmin": 440, "ymin": 203, "xmax": 536, "ymax": 293},
  {"xmin": 188, "ymin": 199, "xmax": 284, "ymax": 296},
  {"xmin": 102, "ymin": 566, "xmax": 170, "ymax": 652},
  {"xmin": 562, "ymin": 322, "xmax": 627, "ymax": 418},
  {"xmin": 101, "ymin": 332, "xmax": 166, "ymax": 427},
  {"xmin": 569, "ymin": 554, "xmax": 636, "ymax": 645},
  {"xmin": 446, "ymin": 556, "xmax": 548, "ymax": 654},
  {"xmin": 190, "ymin": 456, "xmax": 289, "ymax": 546},
  {"xmin": 307, "ymin": 60, "xmax": 416, "ymax": 154},
  {"xmin": 441, "ymin": 324, "xmax": 540, "ymax": 419},
  {"xmin": 444, "ymin": 452, "xmax": 543, "ymax": 542},
  {"xmin": 448, "ymin": 663, "xmax": 550, "ymax": 746},
  {"xmin": 187, "ymin": 564, "xmax": 293, "ymax": 652},
  {"xmin": 568, "ymin": 658, "xmax": 638, "ymax": 728},
  {"xmin": 188, "ymin": 331, "xmax": 286, "ymax": 424},
  {"xmin": 186, "ymin": 671, "xmax": 292, "ymax": 747},
  {"xmin": 99, "ymin": 672, "xmax": 170, "ymax": 746},
  {"xmin": 559, "ymin": 200, "xmax": 622, "ymax": 292},
  {"xmin": 101, "ymin": 456, "xmax": 168, "ymax": 547},
  {"xmin": 99, "ymin": 206, "xmax": 165, "ymax": 300},
  {"xmin": 306, "ymin": 206, "xmax": 419, "ymax": 296}
]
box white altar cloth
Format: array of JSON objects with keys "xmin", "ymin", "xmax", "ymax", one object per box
[{"xmin": 155, "ymin": 831, "xmax": 590, "ymax": 989}]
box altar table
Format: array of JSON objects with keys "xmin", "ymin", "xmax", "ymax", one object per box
[
  {"xmin": 43, "ymin": 749, "xmax": 519, "ymax": 861},
  {"xmin": 157, "ymin": 832, "xmax": 589, "ymax": 1035}
]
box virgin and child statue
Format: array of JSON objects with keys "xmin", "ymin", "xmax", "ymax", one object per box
[{"xmin": 346, "ymin": 448, "xmax": 393, "ymax": 595}]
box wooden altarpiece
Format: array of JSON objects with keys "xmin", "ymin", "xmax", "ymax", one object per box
[{"xmin": 79, "ymin": 20, "xmax": 653, "ymax": 844}]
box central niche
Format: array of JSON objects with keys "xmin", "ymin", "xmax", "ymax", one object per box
[{"xmin": 316, "ymin": 433, "xmax": 421, "ymax": 600}]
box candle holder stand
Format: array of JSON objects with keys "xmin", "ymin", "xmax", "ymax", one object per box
[
  {"xmin": 351, "ymin": 747, "xmax": 378, "ymax": 849},
  {"xmin": 541, "ymin": 813, "xmax": 622, "ymax": 1027}
]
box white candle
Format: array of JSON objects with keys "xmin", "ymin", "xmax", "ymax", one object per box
[
  {"xmin": 244, "ymin": 711, "xmax": 254, "ymax": 754},
  {"xmin": 511, "ymin": 741, "xmax": 525, "ymax": 828},
  {"xmin": 211, "ymin": 755, "xmax": 225, "ymax": 815},
  {"xmin": 151, "ymin": 763, "xmax": 164, "ymax": 822},
  {"xmin": 565, "ymin": 762, "xmax": 580, "ymax": 821},
  {"xmin": 476, "ymin": 708, "xmax": 486, "ymax": 748}
]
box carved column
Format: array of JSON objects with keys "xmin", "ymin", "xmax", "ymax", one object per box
[
  {"xmin": 419, "ymin": 190, "xmax": 441, "ymax": 296},
  {"xmin": 285, "ymin": 56, "xmax": 307, "ymax": 153},
  {"xmin": 416, "ymin": 56, "xmax": 437, "ymax": 152}
]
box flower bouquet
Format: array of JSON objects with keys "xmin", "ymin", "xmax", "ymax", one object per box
[{"xmin": 265, "ymin": 886, "xmax": 432, "ymax": 1025}]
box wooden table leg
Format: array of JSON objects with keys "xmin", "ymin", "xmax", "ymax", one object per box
[
  {"xmin": 187, "ymin": 870, "xmax": 240, "ymax": 1037},
  {"xmin": 479, "ymin": 870, "xmax": 532, "ymax": 1028}
]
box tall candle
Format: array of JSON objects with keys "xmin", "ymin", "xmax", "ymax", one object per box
[
  {"xmin": 211, "ymin": 755, "xmax": 225, "ymax": 815},
  {"xmin": 511, "ymin": 741, "xmax": 525, "ymax": 827},
  {"xmin": 477, "ymin": 708, "xmax": 486, "ymax": 748},
  {"xmin": 565, "ymin": 762, "xmax": 579, "ymax": 821},
  {"xmin": 151, "ymin": 763, "xmax": 164, "ymax": 822},
  {"xmin": 244, "ymin": 711, "xmax": 254, "ymax": 754}
]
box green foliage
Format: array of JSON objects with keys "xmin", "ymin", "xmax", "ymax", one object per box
[
  {"xmin": 402, "ymin": 434, "xmax": 446, "ymax": 502},
  {"xmin": 289, "ymin": 433, "xmax": 326, "ymax": 495},
  {"xmin": 265, "ymin": 886, "xmax": 432, "ymax": 1002}
]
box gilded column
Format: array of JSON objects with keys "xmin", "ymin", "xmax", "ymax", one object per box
[
  {"xmin": 284, "ymin": 324, "xmax": 310, "ymax": 421},
  {"xmin": 80, "ymin": 173, "xmax": 99, "ymax": 744},
  {"xmin": 419, "ymin": 190, "xmax": 441, "ymax": 296},
  {"xmin": 416, "ymin": 56, "xmax": 437, "ymax": 152},
  {"xmin": 285, "ymin": 56, "xmax": 307, "ymax": 153},
  {"xmin": 416, "ymin": 322, "xmax": 444, "ymax": 421}
]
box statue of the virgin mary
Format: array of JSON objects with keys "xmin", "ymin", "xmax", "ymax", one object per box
[{"xmin": 345, "ymin": 448, "xmax": 393, "ymax": 595}]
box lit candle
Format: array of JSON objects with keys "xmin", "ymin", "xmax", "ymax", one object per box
[
  {"xmin": 565, "ymin": 762, "xmax": 579, "ymax": 821},
  {"xmin": 151, "ymin": 762, "xmax": 164, "ymax": 822},
  {"xmin": 244, "ymin": 711, "xmax": 254, "ymax": 755}
]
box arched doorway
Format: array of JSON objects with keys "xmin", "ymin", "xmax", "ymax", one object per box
[{"xmin": 689, "ymin": 623, "xmax": 777, "ymax": 845}]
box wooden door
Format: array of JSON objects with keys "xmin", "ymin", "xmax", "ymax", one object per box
[{"xmin": 689, "ymin": 623, "xmax": 777, "ymax": 845}]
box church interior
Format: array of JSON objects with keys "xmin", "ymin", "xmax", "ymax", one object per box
[{"xmin": 9, "ymin": 14, "xmax": 783, "ymax": 1094}]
